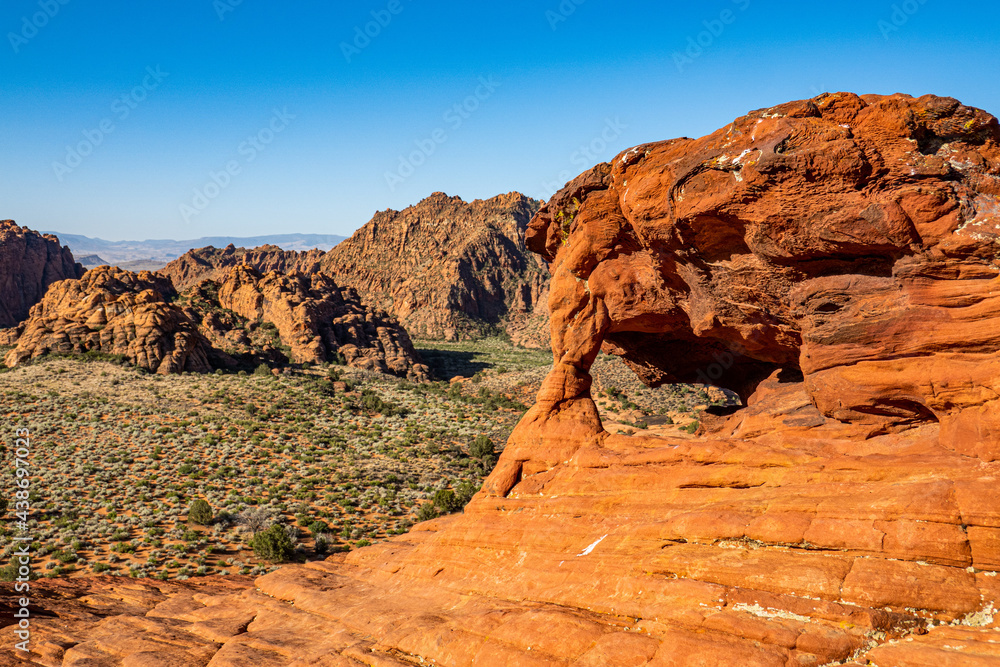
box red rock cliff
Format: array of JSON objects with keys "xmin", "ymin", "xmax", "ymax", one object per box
[
  {"xmin": 319, "ymin": 191, "xmax": 548, "ymax": 343},
  {"xmin": 158, "ymin": 243, "xmax": 324, "ymax": 291},
  {"xmin": 7, "ymin": 93, "xmax": 1000, "ymax": 666},
  {"xmin": 211, "ymin": 264, "xmax": 429, "ymax": 380},
  {"xmin": 0, "ymin": 221, "xmax": 83, "ymax": 328},
  {"xmin": 1, "ymin": 266, "xmax": 217, "ymax": 373}
]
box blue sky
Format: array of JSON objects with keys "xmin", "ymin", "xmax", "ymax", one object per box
[{"xmin": 2, "ymin": 0, "xmax": 999, "ymax": 241}]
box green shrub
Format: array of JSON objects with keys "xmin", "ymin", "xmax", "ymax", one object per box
[
  {"xmin": 432, "ymin": 489, "xmax": 461, "ymax": 514},
  {"xmin": 454, "ymin": 481, "xmax": 478, "ymax": 507},
  {"xmin": 416, "ymin": 502, "xmax": 439, "ymax": 522},
  {"xmin": 250, "ymin": 524, "xmax": 294, "ymax": 562},
  {"xmin": 188, "ymin": 498, "xmax": 213, "ymax": 525},
  {"xmin": 0, "ymin": 562, "xmax": 18, "ymax": 582},
  {"xmin": 355, "ymin": 390, "xmax": 407, "ymax": 417},
  {"xmin": 469, "ymin": 435, "xmax": 494, "ymax": 459}
]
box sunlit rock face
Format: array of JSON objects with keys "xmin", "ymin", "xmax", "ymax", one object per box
[
  {"xmin": 2, "ymin": 264, "xmax": 429, "ymax": 380},
  {"xmin": 7, "ymin": 94, "xmax": 1000, "ymax": 666},
  {"xmin": 527, "ymin": 92, "xmax": 1000, "ymax": 447},
  {"xmin": 0, "ymin": 220, "xmax": 83, "ymax": 328}
]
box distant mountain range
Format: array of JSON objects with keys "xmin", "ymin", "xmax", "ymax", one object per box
[{"xmin": 44, "ymin": 232, "xmax": 347, "ymax": 269}]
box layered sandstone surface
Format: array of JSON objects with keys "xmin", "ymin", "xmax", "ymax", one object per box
[
  {"xmin": 1, "ymin": 264, "xmax": 428, "ymax": 380},
  {"xmin": 0, "ymin": 266, "xmax": 216, "ymax": 374},
  {"xmin": 6, "ymin": 93, "xmax": 1000, "ymax": 665},
  {"xmin": 0, "ymin": 221, "xmax": 83, "ymax": 328},
  {"xmin": 159, "ymin": 192, "xmax": 551, "ymax": 345}
]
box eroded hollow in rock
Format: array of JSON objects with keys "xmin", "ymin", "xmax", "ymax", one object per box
[{"xmin": 527, "ymin": 92, "xmax": 1000, "ymax": 444}]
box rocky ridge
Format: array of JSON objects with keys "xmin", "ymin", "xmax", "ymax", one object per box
[
  {"xmin": 319, "ymin": 191, "xmax": 549, "ymax": 344},
  {"xmin": 6, "ymin": 93, "xmax": 1000, "ymax": 665},
  {"xmin": 159, "ymin": 192, "xmax": 551, "ymax": 346},
  {"xmin": 159, "ymin": 244, "xmax": 324, "ymax": 292},
  {"xmin": 1, "ymin": 264, "xmax": 428, "ymax": 380},
  {"xmin": 0, "ymin": 221, "xmax": 83, "ymax": 328}
]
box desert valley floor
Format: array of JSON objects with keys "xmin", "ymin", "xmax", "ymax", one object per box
[{"xmin": 0, "ymin": 340, "xmax": 716, "ymax": 584}]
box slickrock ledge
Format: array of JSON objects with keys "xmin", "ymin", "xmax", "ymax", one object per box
[{"xmin": 5, "ymin": 93, "xmax": 1000, "ymax": 665}]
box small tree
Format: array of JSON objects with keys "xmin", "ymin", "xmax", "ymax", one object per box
[
  {"xmin": 250, "ymin": 524, "xmax": 294, "ymax": 562},
  {"xmin": 237, "ymin": 507, "xmax": 275, "ymax": 536},
  {"xmin": 432, "ymin": 489, "xmax": 462, "ymax": 514},
  {"xmin": 469, "ymin": 435, "xmax": 494, "ymax": 460},
  {"xmin": 188, "ymin": 499, "xmax": 213, "ymax": 525},
  {"xmin": 416, "ymin": 502, "xmax": 439, "ymax": 522},
  {"xmin": 454, "ymin": 481, "xmax": 478, "ymax": 507}
]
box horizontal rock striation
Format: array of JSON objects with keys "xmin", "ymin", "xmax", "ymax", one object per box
[
  {"xmin": 527, "ymin": 91, "xmax": 1000, "ymax": 432},
  {"xmin": 0, "ymin": 220, "xmax": 83, "ymax": 328}
]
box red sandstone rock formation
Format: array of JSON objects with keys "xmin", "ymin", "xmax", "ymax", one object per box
[
  {"xmin": 5, "ymin": 93, "xmax": 1000, "ymax": 665},
  {"xmin": 319, "ymin": 192, "xmax": 548, "ymax": 344},
  {"xmin": 1, "ymin": 264, "xmax": 429, "ymax": 380},
  {"xmin": 0, "ymin": 221, "xmax": 83, "ymax": 328},
  {"xmin": 0, "ymin": 266, "xmax": 216, "ymax": 373},
  {"xmin": 158, "ymin": 192, "xmax": 551, "ymax": 346},
  {"xmin": 525, "ymin": 92, "xmax": 1000, "ymax": 448},
  {"xmin": 208, "ymin": 264, "xmax": 430, "ymax": 380},
  {"xmin": 158, "ymin": 243, "xmax": 324, "ymax": 291}
]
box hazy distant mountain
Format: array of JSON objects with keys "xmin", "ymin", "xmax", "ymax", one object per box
[
  {"xmin": 75, "ymin": 254, "xmax": 108, "ymax": 267},
  {"xmin": 45, "ymin": 232, "xmax": 346, "ymax": 269}
]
